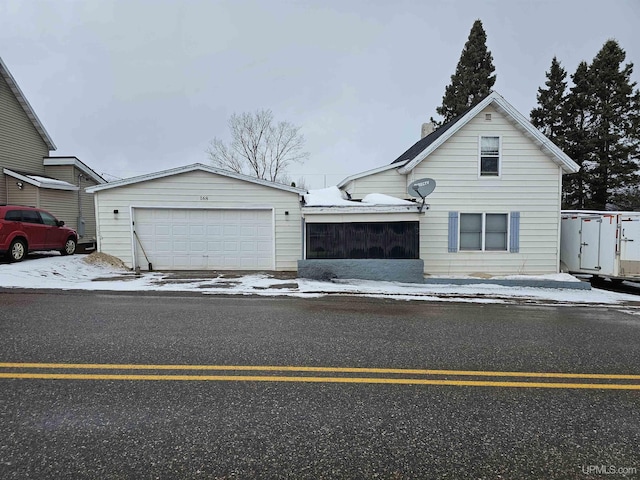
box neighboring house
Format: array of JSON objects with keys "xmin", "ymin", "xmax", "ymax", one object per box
[
  {"xmin": 0, "ymin": 56, "xmax": 105, "ymax": 249},
  {"xmin": 311, "ymin": 91, "xmax": 580, "ymax": 277},
  {"xmin": 86, "ymin": 164, "xmax": 305, "ymax": 271}
]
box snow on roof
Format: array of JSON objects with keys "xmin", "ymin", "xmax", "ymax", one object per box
[
  {"xmin": 28, "ymin": 175, "xmax": 75, "ymax": 187},
  {"xmin": 304, "ymin": 186, "xmax": 355, "ymax": 206},
  {"xmin": 304, "ymin": 187, "xmax": 415, "ymax": 207},
  {"xmin": 3, "ymin": 168, "xmax": 79, "ymax": 191},
  {"xmin": 361, "ymin": 193, "xmax": 415, "ymax": 206}
]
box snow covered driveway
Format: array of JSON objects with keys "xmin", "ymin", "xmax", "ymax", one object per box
[{"xmin": 0, "ymin": 254, "xmax": 639, "ymax": 306}]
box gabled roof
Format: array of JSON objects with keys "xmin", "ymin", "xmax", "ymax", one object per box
[
  {"xmin": 391, "ymin": 102, "xmax": 478, "ymax": 165},
  {"xmin": 3, "ymin": 168, "xmax": 79, "ymax": 191},
  {"xmin": 0, "ymin": 57, "xmax": 56, "ymax": 151},
  {"xmin": 85, "ymin": 163, "xmax": 308, "ymax": 194},
  {"xmin": 44, "ymin": 157, "xmax": 107, "ymax": 184},
  {"xmin": 397, "ymin": 91, "xmax": 579, "ymax": 174}
]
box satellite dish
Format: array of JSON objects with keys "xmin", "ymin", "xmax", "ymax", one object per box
[{"xmin": 408, "ymin": 178, "xmax": 436, "ymax": 198}]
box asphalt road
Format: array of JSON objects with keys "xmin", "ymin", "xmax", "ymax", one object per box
[{"xmin": 0, "ymin": 291, "xmax": 639, "ymax": 479}]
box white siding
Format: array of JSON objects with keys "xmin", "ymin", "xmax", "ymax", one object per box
[
  {"xmin": 343, "ymin": 168, "xmax": 408, "ymax": 200},
  {"xmin": 415, "ymin": 106, "xmax": 562, "ymax": 275},
  {"xmin": 94, "ymin": 170, "xmax": 302, "ymax": 270},
  {"xmin": 337, "ymin": 106, "xmax": 564, "ymax": 276}
]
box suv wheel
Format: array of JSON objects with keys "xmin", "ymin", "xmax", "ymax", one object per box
[
  {"xmin": 8, "ymin": 239, "xmax": 27, "ymax": 262},
  {"xmin": 61, "ymin": 237, "xmax": 77, "ymax": 256}
]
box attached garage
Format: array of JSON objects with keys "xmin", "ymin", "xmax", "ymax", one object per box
[
  {"xmin": 86, "ymin": 164, "xmax": 304, "ymax": 271},
  {"xmin": 133, "ymin": 207, "xmax": 274, "ymax": 270}
]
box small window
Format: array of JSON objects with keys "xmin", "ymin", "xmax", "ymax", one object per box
[
  {"xmin": 480, "ymin": 136, "xmax": 500, "ymax": 176},
  {"xmin": 460, "ymin": 214, "xmax": 482, "ymax": 250},
  {"xmin": 485, "ymin": 214, "xmax": 508, "ymax": 250},
  {"xmin": 459, "ymin": 213, "xmax": 508, "ymax": 251}
]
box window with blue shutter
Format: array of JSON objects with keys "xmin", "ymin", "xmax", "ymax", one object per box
[
  {"xmin": 448, "ymin": 211, "xmax": 459, "ymax": 252},
  {"xmin": 509, "ymin": 212, "xmax": 520, "ymax": 253}
]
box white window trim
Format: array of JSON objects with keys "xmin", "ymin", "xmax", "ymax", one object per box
[
  {"xmin": 478, "ymin": 135, "xmax": 502, "ymax": 178},
  {"xmin": 458, "ymin": 212, "xmax": 510, "ymax": 252}
]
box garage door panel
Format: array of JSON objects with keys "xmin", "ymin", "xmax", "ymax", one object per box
[
  {"xmin": 256, "ymin": 241, "xmax": 271, "ymax": 252},
  {"xmin": 134, "ymin": 208, "xmax": 273, "ymax": 270},
  {"xmin": 189, "ymin": 225, "xmax": 205, "ymax": 235},
  {"xmin": 257, "ymin": 225, "xmax": 271, "ymax": 236}
]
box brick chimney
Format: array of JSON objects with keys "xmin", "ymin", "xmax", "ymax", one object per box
[{"xmin": 421, "ymin": 122, "xmax": 435, "ymax": 139}]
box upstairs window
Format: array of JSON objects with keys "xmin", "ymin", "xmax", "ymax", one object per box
[{"xmin": 480, "ymin": 136, "xmax": 500, "ymax": 176}]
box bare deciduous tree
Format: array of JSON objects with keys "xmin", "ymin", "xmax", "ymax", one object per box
[{"xmin": 207, "ymin": 109, "xmax": 309, "ymax": 183}]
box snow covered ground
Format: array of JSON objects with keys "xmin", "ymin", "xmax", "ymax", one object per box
[{"xmin": 1, "ymin": 254, "xmax": 639, "ymax": 307}]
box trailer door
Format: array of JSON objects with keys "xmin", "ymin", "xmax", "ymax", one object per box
[
  {"xmin": 579, "ymin": 217, "xmax": 601, "ymax": 271},
  {"xmin": 619, "ymin": 217, "xmax": 640, "ymax": 276}
]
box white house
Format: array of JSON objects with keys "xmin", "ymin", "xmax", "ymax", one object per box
[
  {"xmin": 86, "ymin": 164, "xmax": 305, "ymax": 271},
  {"xmin": 87, "ymin": 92, "xmax": 577, "ymax": 278},
  {"xmin": 304, "ymin": 91, "xmax": 579, "ymax": 277}
]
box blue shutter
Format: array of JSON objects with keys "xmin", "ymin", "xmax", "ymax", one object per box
[
  {"xmin": 448, "ymin": 211, "xmax": 459, "ymax": 252},
  {"xmin": 510, "ymin": 212, "xmax": 520, "ymax": 253}
]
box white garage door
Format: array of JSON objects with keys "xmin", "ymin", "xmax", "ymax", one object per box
[{"xmin": 133, "ymin": 208, "xmax": 273, "ymax": 270}]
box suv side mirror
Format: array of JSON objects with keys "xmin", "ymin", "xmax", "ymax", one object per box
[{"xmin": 57, "ymin": 220, "xmax": 65, "ymax": 227}]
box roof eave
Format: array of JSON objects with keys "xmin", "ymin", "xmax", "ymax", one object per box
[
  {"xmin": 86, "ymin": 163, "xmax": 307, "ymax": 195},
  {"xmin": 337, "ymin": 161, "xmax": 408, "ymax": 189},
  {"xmin": 0, "ymin": 57, "xmax": 56, "ymax": 151},
  {"xmin": 44, "ymin": 157, "xmax": 107, "ymax": 184},
  {"xmin": 301, "ymin": 205, "xmax": 422, "ymax": 214}
]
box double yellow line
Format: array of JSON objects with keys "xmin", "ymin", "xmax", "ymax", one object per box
[{"xmin": 1, "ymin": 363, "xmax": 639, "ymax": 390}]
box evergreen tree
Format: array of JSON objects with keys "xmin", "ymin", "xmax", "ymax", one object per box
[
  {"xmin": 562, "ymin": 61, "xmax": 594, "ymax": 209},
  {"xmin": 434, "ymin": 20, "xmax": 496, "ymax": 124},
  {"xmin": 541, "ymin": 41, "xmax": 640, "ymax": 210},
  {"xmin": 586, "ymin": 40, "xmax": 640, "ymax": 210},
  {"xmin": 530, "ymin": 57, "xmax": 568, "ymax": 144}
]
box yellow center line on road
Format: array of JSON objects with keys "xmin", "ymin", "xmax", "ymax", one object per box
[
  {"xmin": 0, "ymin": 372, "xmax": 639, "ymax": 390},
  {"xmin": 0, "ymin": 362, "xmax": 639, "ymax": 381}
]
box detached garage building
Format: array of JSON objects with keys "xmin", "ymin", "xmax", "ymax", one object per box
[{"xmin": 86, "ymin": 164, "xmax": 305, "ymax": 271}]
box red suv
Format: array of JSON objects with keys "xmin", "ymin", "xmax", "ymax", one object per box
[{"xmin": 0, "ymin": 205, "xmax": 78, "ymax": 262}]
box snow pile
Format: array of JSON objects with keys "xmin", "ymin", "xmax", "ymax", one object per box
[
  {"xmin": 83, "ymin": 252, "xmax": 129, "ymax": 270},
  {"xmin": 28, "ymin": 175, "xmax": 76, "ymax": 187},
  {"xmin": 361, "ymin": 193, "xmax": 415, "ymax": 206},
  {"xmin": 304, "ymin": 187, "xmax": 415, "ymax": 207},
  {"xmin": 304, "ymin": 186, "xmax": 355, "ymax": 206},
  {"xmin": 500, "ymin": 273, "xmax": 581, "ymax": 283}
]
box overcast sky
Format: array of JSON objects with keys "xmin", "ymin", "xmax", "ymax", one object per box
[{"xmin": 1, "ymin": 0, "xmax": 638, "ymax": 188}]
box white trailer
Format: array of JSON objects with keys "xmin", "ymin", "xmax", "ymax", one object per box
[{"xmin": 560, "ymin": 211, "xmax": 640, "ymax": 282}]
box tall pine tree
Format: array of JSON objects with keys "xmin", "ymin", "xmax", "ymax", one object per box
[
  {"xmin": 562, "ymin": 62, "xmax": 594, "ymax": 209},
  {"xmin": 530, "ymin": 57, "xmax": 568, "ymax": 144},
  {"xmin": 434, "ymin": 20, "xmax": 496, "ymax": 124},
  {"xmin": 586, "ymin": 40, "xmax": 640, "ymax": 210},
  {"xmin": 533, "ymin": 41, "xmax": 640, "ymax": 210}
]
